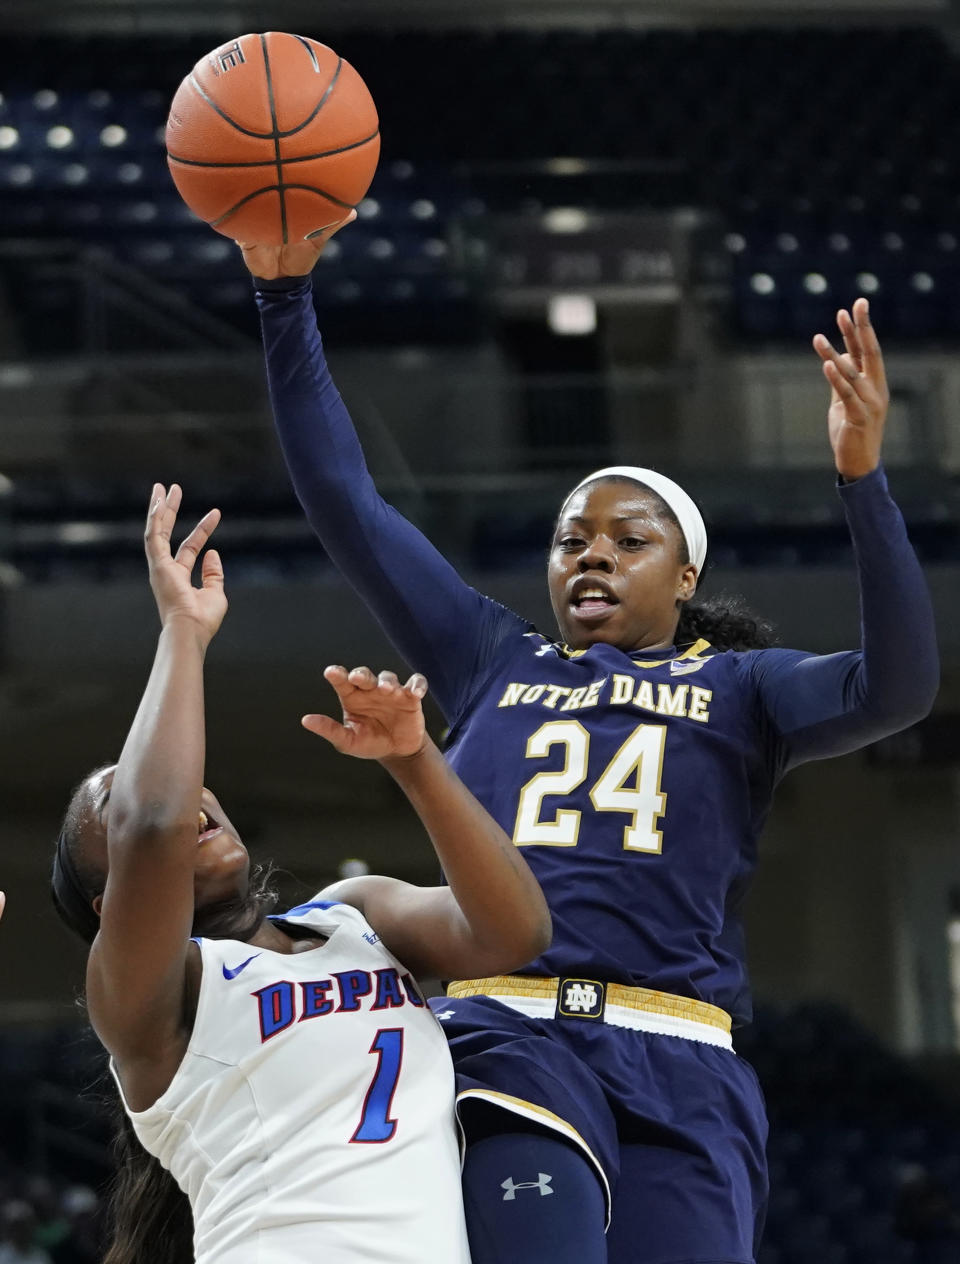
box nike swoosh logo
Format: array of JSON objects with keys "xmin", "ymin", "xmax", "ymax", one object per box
[{"xmin": 222, "ymin": 953, "xmax": 262, "ymax": 980}]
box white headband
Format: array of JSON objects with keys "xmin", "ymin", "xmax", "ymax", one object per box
[{"xmin": 566, "ymin": 466, "xmax": 708, "ymax": 574}]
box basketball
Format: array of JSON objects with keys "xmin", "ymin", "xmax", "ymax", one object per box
[{"xmin": 165, "ymin": 32, "xmax": 380, "ymax": 245}]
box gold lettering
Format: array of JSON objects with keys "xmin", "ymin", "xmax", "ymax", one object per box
[
  {"xmin": 580, "ymin": 680, "xmax": 605, "ymax": 709},
  {"xmin": 542, "ymin": 685, "xmax": 572, "ymax": 709},
  {"xmin": 633, "ymin": 680, "xmax": 655, "ymax": 713},
  {"xmin": 689, "ymin": 686, "xmax": 712, "ymax": 723},
  {"xmin": 610, "ymin": 674, "xmax": 634, "ymax": 704},
  {"xmin": 561, "ymin": 686, "xmax": 588, "ymax": 711},
  {"xmin": 498, "ymin": 683, "xmax": 527, "ymax": 708},
  {"xmin": 521, "ymin": 684, "xmax": 547, "ymax": 704},
  {"xmin": 656, "ymin": 683, "xmax": 689, "ymax": 716}
]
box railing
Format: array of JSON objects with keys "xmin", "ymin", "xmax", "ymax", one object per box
[{"xmin": 0, "ymin": 240, "xmax": 253, "ymax": 358}]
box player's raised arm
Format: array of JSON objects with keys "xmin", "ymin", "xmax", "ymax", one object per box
[
  {"xmin": 813, "ymin": 296, "xmax": 888, "ymax": 482},
  {"xmin": 86, "ymin": 485, "xmax": 227, "ymax": 1070},
  {"xmin": 303, "ymin": 665, "xmax": 551, "ymax": 980},
  {"xmin": 241, "ymin": 233, "xmax": 528, "ymax": 724},
  {"xmin": 743, "ymin": 300, "xmax": 938, "ymax": 769}
]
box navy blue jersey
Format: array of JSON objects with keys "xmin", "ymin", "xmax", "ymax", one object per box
[
  {"xmin": 256, "ymin": 276, "xmax": 939, "ymax": 1028},
  {"xmin": 442, "ymin": 635, "xmax": 769, "ymax": 1019}
]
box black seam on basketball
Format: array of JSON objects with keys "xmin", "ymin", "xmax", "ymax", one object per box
[
  {"xmin": 261, "ymin": 33, "xmax": 287, "ymax": 246},
  {"xmin": 209, "ymin": 183, "xmax": 353, "ymax": 229},
  {"xmin": 280, "ymin": 184, "xmax": 355, "ymax": 209},
  {"xmin": 187, "ymin": 72, "xmax": 275, "ymax": 140},
  {"xmin": 279, "ymin": 57, "xmax": 343, "ymax": 138},
  {"xmin": 167, "ymin": 129, "xmax": 380, "ymax": 169},
  {"xmin": 292, "ymin": 34, "xmax": 320, "ymax": 72},
  {"xmin": 209, "ymin": 185, "xmax": 284, "ymax": 228}
]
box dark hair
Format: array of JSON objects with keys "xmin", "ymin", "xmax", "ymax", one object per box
[
  {"xmin": 52, "ymin": 769, "xmax": 280, "ymax": 1264},
  {"xmin": 564, "ymin": 475, "xmax": 776, "ymax": 652},
  {"xmin": 676, "ymin": 591, "xmax": 776, "ymax": 652},
  {"xmin": 103, "ymin": 1109, "xmax": 195, "ymax": 1264},
  {"xmin": 51, "ymin": 765, "xmax": 113, "ymax": 945}
]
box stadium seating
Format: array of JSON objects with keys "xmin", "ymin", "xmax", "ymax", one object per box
[{"xmin": 1, "ymin": 27, "xmax": 960, "ymax": 349}]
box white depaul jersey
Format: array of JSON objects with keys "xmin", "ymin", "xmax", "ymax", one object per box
[{"xmin": 112, "ymin": 899, "xmax": 471, "ymax": 1264}]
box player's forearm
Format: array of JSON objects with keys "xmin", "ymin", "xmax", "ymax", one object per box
[
  {"xmin": 767, "ymin": 467, "xmax": 940, "ymax": 768},
  {"xmin": 381, "ymin": 739, "xmax": 551, "ymax": 964},
  {"xmin": 255, "ymin": 277, "xmax": 501, "ymax": 719},
  {"xmin": 256, "ymin": 276, "xmax": 381, "ymax": 540},
  {"xmin": 840, "ymin": 465, "xmax": 939, "ymax": 723},
  {"xmin": 108, "ymin": 621, "xmax": 208, "ymax": 851}
]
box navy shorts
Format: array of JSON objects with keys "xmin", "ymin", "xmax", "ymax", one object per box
[{"xmin": 431, "ymin": 994, "xmax": 769, "ymax": 1264}]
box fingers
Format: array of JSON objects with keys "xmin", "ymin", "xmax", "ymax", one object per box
[
  {"xmin": 174, "ymin": 507, "xmax": 222, "ymax": 572},
  {"xmin": 144, "ymin": 483, "xmax": 182, "ymax": 561},
  {"xmin": 305, "ymin": 209, "xmax": 357, "ymax": 242},
  {"xmin": 851, "ymin": 296, "xmax": 887, "ymax": 387},
  {"xmin": 0, "ymin": 890, "xmax": 5, "ymax": 922},
  {"xmin": 301, "ymin": 712, "xmax": 352, "ymax": 753},
  {"xmin": 322, "ymin": 665, "xmax": 427, "ymax": 702},
  {"xmin": 812, "ymin": 333, "xmax": 859, "ymax": 382},
  {"xmin": 403, "ymin": 672, "xmax": 429, "ymax": 699},
  {"xmin": 837, "ymin": 308, "xmax": 861, "ymax": 371},
  {"xmin": 145, "ymin": 485, "xmax": 220, "ymax": 568},
  {"xmin": 821, "ymin": 359, "xmax": 869, "ymax": 419},
  {"xmin": 201, "ymin": 548, "xmax": 225, "ymax": 592},
  {"xmin": 321, "ymin": 664, "xmax": 378, "ymax": 707},
  {"xmin": 813, "ymin": 337, "xmax": 864, "ymax": 412},
  {"xmin": 348, "ymin": 665, "xmax": 378, "ymax": 691},
  {"xmin": 813, "ymin": 299, "xmax": 886, "ymax": 387},
  {"xmin": 813, "ymin": 304, "xmax": 888, "ymax": 422}
]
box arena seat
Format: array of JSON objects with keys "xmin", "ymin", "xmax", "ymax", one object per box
[{"xmin": 1, "ymin": 27, "xmax": 959, "ymax": 345}]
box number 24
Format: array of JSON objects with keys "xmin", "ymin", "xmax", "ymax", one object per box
[{"xmin": 513, "ymin": 720, "xmax": 668, "ymax": 853}]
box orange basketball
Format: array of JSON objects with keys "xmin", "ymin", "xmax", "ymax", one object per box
[{"xmin": 165, "ymin": 32, "xmax": 380, "ymax": 245}]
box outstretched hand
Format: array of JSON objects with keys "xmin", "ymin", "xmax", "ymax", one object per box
[
  {"xmin": 236, "ymin": 211, "xmax": 357, "ymax": 280},
  {"xmin": 812, "ymin": 297, "xmax": 889, "ymax": 481},
  {"xmin": 144, "ymin": 483, "xmax": 227, "ymax": 642},
  {"xmin": 302, "ymin": 665, "xmax": 428, "ymax": 761}
]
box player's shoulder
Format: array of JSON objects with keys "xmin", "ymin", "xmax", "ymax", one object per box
[
  {"xmin": 667, "ymin": 641, "xmax": 819, "ymax": 689},
  {"xmin": 272, "ymin": 893, "xmax": 374, "ymax": 937},
  {"xmin": 511, "ymin": 632, "xmax": 738, "ymax": 674}
]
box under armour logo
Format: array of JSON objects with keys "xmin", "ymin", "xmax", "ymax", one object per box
[
  {"xmin": 502, "ymin": 1173, "xmax": 553, "ymax": 1200},
  {"xmin": 434, "ymin": 1010, "xmax": 456, "ymax": 1020}
]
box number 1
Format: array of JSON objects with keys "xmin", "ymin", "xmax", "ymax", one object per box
[{"xmin": 351, "ymin": 1028, "xmax": 404, "ymax": 1144}]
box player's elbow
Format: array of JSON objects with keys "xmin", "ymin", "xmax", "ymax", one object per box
[
  {"xmin": 528, "ymin": 906, "xmax": 554, "ymax": 961},
  {"xmin": 475, "ymin": 907, "xmax": 553, "ymax": 976},
  {"xmin": 107, "ymin": 799, "xmax": 199, "ymax": 856},
  {"xmin": 509, "ymin": 912, "xmax": 553, "ymax": 969},
  {"xmin": 908, "ymin": 676, "xmax": 940, "ymax": 727},
  {"xmin": 872, "ymin": 661, "xmax": 940, "ymax": 733}
]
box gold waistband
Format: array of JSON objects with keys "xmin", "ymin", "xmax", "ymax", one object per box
[{"xmin": 445, "ymin": 975, "xmax": 732, "ymax": 1034}]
